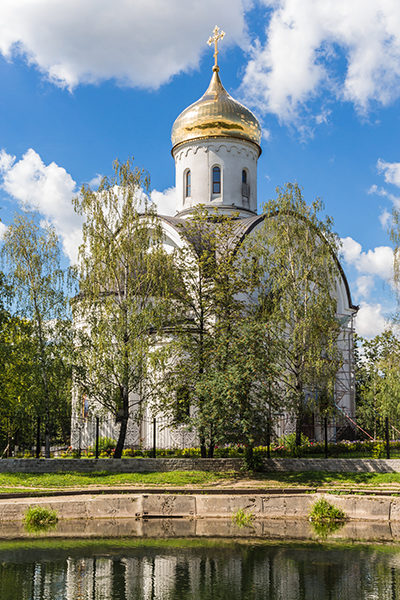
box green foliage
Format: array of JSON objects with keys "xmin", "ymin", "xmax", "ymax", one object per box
[
  {"xmin": 309, "ymin": 498, "xmax": 346, "ymax": 524},
  {"xmin": 278, "ymin": 433, "xmax": 310, "ymax": 454},
  {"xmin": 24, "ymin": 506, "xmax": 58, "ymax": 532},
  {"xmin": 355, "ymin": 331, "xmax": 400, "ymax": 440},
  {"xmin": 73, "ymin": 158, "xmax": 174, "ymax": 458},
  {"xmin": 372, "ymin": 442, "xmax": 385, "ymax": 459},
  {"xmin": 244, "ymin": 183, "xmax": 341, "ymax": 445},
  {"xmin": 153, "ymin": 206, "xmax": 279, "ymax": 457},
  {"xmin": 0, "ymin": 218, "xmax": 72, "ymax": 456},
  {"xmin": 88, "ymin": 437, "xmax": 116, "ymax": 456},
  {"xmin": 232, "ymin": 508, "xmax": 255, "ymax": 528},
  {"xmin": 243, "ymin": 447, "xmax": 264, "ymax": 472}
]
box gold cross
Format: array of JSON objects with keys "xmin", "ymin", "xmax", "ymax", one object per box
[{"xmin": 207, "ymin": 25, "xmax": 225, "ymax": 69}]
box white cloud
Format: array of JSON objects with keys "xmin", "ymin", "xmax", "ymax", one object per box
[
  {"xmin": 355, "ymin": 302, "xmax": 388, "ymax": 338},
  {"xmin": 341, "ymin": 236, "xmax": 393, "ymax": 282},
  {"xmin": 341, "ymin": 236, "xmax": 362, "ymax": 265},
  {"xmin": 377, "ymin": 159, "xmax": 400, "ymax": 187},
  {"xmin": 0, "ymin": 221, "xmax": 7, "ymax": 240},
  {"xmin": 368, "ymin": 184, "xmax": 400, "ymax": 209},
  {"xmin": 379, "ymin": 208, "xmax": 391, "ymax": 229},
  {"xmin": 87, "ymin": 174, "xmax": 103, "ymax": 189},
  {"xmin": 0, "ymin": 148, "xmax": 180, "ymax": 260},
  {"xmin": 242, "ymin": 0, "xmax": 400, "ymax": 125},
  {"xmin": 356, "ymin": 275, "xmax": 374, "ymax": 299},
  {"xmin": 150, "ymin": 187, "xmax": 177, "ymax": 216},
  {"xmin": 0, "ymin": 148, "xmax": 82, "ymax": 262},
  {"xmin": 0, "ymin": 149, "xmax": 15, "ymax": 173},
  {"xmin": 0, "ymin": 1, "xmax": 247, "ymax": 90}
]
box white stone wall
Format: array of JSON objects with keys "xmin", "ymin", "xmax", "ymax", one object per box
[{"xmin": 173, "ymin": 138, "xmax": 259, "ymax": 216}]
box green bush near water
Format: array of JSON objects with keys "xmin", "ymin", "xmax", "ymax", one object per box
[
  {"xmin": 232, "ymin": 508, "xmax": 255, "ymax": 528},
  {"xmin": 24, "ymin": 506, "xmax": 58, "ymax": 532},
  {"xmin": 309, "ymin": 498, "xmax": 346, "ymax": 524}
]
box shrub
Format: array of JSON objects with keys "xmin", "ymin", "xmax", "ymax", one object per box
[
  {"xmin": 309, "ymin": 498, "xmax": 346, "ymax": 524},
  {"xmin": 24, "ymin": 506, "xmax": 58, "ymax": 532},
  {"xmin": 122, "ymin": 448, "xmax": 144, "ymax": 457},
  {"xmin": 88, "ymin": 437, "xmax": 116, "ymax": 457},
  {"xmin": 232, "ymin": 508, "xmax": 255, "ymax": 528},
  {"xmin": 372, "ymin": 442, "xmax": 385, "ymax": 459}
]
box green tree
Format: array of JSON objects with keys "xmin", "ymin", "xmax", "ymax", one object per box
[
  {"xmin": 243, "ymin": 183, "xmax": 342, "ymax": 446},
  {"xmin": 151, "ymin": 208, "xmax": 225, "ymax": 457},
  {"xmin": 153, "ymin": 207, "xmax": 279, "ymax": 457},
  {"xmin": 1, "ymin": 217, "xmax": 71, "ymax": 456},
  {"xmin": 72, "ymin": 158, "xmax": 171, "ymax": 458},
  {"xmin": 356, "ymin": 331, "xmax": 400, "ymax": 438}
]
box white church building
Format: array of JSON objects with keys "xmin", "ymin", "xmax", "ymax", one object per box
[{"xmin": 72, "ymin": 28, "xmax": 357, "ymax": 451}]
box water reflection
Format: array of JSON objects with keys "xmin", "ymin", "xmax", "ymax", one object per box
[{"xmin": 2, "ymin": 543, "xmax": 400, "ymax": 599}]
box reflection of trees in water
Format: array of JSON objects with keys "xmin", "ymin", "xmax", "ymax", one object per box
[{"xmin": 1, "ymin": 546, "xmax": 400, "ymax": 599}]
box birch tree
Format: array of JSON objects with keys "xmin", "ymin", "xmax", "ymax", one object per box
[
  {"xmin": 243, "ymin": 183, "xmax": 342, "ymax": 446},
  {"xmin": 1, "ymin": 217, "xmax": 70, "ymax": 456},
  {"xmin": 73, "ymin": 158, "xmax": 172, "ymax": 458}
]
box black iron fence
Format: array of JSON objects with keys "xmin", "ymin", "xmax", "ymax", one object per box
[{"xmin": 1, "ymin": 411, "xmax": 399, "ymax": 459}]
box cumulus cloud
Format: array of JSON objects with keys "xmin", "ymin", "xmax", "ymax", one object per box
[
  {"xmin": 379, "ymin": 208, "xmax": 392, "ymax": 229},
  {"xmin": 0, "ymin": 148, "xmax": 181, "ymax": 261},
  {"xmin": 242, "ymin": 0, "xmax": 400, "ymax": 125},
  {"xmin": 0, "ymin": 149, "xmax": 82, "ymax": 262},
  {"xmin": 150, "ymin": 187, "xmax": 177, "ymax": 217},
  {"xmin": 0, "ymin": 1, "xmax": 247, "ymax": 90},
  {"xmin": 355, "ymin": 302, "xmax": 388, "ymax": 338},
  {"xmin": 341, "ymin": 236, "xmax": 393, "ymax": 282},
  {"xmin": 377, "ymin": 159, "xmax": 400, "ymax": 187}
]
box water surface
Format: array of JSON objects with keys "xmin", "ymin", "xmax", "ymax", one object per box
[{"xmin": 2, "ymin": 539, "xmax": 400, "ymax": 599}]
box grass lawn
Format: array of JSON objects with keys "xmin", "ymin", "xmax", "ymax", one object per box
[
  {"xmin": 1, "ymin": 470, "xmax": 400, "ymax": 494},
  {"xmin": 0, "ymin": 470, "xmax": 232, "ymax": 492}
]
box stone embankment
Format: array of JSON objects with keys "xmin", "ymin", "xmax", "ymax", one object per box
[
  {"xmin": 2, "ymin": 457, "xmax": 400, "ymax": 473},
  {"xmin": 1, "ymin": 492, "xmax": 400, "ymax": 522}
]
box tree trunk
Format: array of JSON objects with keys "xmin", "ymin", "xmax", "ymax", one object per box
[
  {"xmin": 295, "ymin": 404, "xmax": 303, "ymax": 448},
  {"xmin": 207, "ymin": 443, "xmax": 214, "ymax": 458},
  {"xmin": 44, "ymin": 411, "xmax": 50, "ymax": 458},
  {"xmin": 244, "ymin": 445, "xmax": 254, "ymax": 470},
  {"xmin": 44, "ymin": 428, "xmax": 50, "ymax": 458},
  {"xmin": 200, "ymin": 435, "xmax": 207, "ymax": 458},
  {"xmin": 114, "ymin": 415, "xmax": 128, "ymax": 459},
  {"xmin": 35, "ymin": 416, "xmax": 41, "ymax": 458}
]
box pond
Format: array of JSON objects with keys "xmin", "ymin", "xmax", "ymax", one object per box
[{"xmin": 2, "ymin": 538, "xmax": 400, "ymax": 599}]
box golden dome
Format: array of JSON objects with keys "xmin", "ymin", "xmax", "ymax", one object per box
[{"xmin": 171, "ymin": 66, "xmax": 261, "ymax": 153}]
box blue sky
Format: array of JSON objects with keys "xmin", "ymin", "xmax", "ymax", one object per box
[{"xmin": 0, "ymin": 0, "xmax": 399, "ymax": 337}]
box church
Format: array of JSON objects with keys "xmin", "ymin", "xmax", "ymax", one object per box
[{"xmin": 72, "ymin": 27, "xmax": 357, "ymax": 451}]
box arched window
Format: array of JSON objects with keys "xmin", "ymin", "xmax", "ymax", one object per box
[
  {"xmin": 212, "ymin": 166, "xmax": 221, "ymax": 194},
  {"xmin": 185, "ymin": 170, "xmax": 191, "ymax": 197},
  {"xmin": 242, "ymin": 169, "xmax": 250, "ymax": 199}
]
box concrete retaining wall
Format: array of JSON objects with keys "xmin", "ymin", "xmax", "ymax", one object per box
[
  {"xmin": 1, "ymin": 457, "xmax": 400, "ymax": 473},
  {"xmin": 2, "ymin": 492, "xmax": 400, "ymax": 522}
]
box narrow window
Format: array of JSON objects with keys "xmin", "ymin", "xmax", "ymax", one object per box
[
  {"xmin": 212, "ymin": 166, "xmax": 221, "ymax": 194},
  {"xmin": 185, "ymin": 170, "xmax": 191, "ymax": 197},
  {"xmin": 242, "ymin": 169, "xmax": 250, "ymax": 199}
]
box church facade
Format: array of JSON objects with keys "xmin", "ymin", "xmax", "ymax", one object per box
[{"xmin": 72, "ymin": 29, "xmax": 357, "ymax": 450}]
